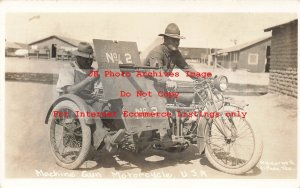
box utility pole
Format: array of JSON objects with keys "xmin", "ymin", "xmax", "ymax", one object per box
[{"xmin": 230, "ymin": 38, "xmax": 238, "ymax": 45}]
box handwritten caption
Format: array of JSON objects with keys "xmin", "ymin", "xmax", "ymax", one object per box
[
  {"xmin": 258, "ymin": 160, "xmax": 296, "ymax": 171},
  {"xmin": 34, "ymin": 169, "xmax": 208, "ymax": 178}
]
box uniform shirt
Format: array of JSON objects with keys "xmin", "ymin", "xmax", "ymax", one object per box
[
  {"xmin": 144, "ymin": 43, "xmax": 197, "ymax": 84},
  {"xmin": 56, "ymin": 61, "xmax": 102, "ymax": 96},
  {"xmin": 144, "ymin": 44, "xmax": 189, "ymax": 71}
]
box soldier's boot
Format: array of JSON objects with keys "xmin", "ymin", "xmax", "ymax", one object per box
[{"xmin": 104, "ymin": 129, "xmax": 125, "ymax": 153}]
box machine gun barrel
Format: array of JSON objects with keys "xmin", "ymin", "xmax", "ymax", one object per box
[{"xmin": 119, "ymin": 64, "xmax": 160, "ymax": 72}]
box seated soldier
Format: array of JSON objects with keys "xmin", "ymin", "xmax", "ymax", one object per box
[{"xmin": 56, "ymin": 42, "xmax": 125, "ymax": 152}]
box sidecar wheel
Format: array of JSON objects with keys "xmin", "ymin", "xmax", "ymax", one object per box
[
  {"xmin": 49, "ymin": 100, "xmax": 91, "ymax": 170},
  {"xmin": 204, "ymin": 114, "xmax": 263, "ymax": 175}
]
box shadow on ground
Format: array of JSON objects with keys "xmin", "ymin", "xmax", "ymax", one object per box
[
  {"xmin": 88, "ymin": 145, "xmax": 202, "ymax": 172},
  {"xmin": 78, "ymin": 145, "xmax": 262, "ymax": 176}
]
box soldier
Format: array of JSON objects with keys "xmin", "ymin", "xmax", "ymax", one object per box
[
  {"xmin": 144, "ymin": 23, "xmax": 199, "ymax": 89},
  {"xmin": 56, "ymin": 42, "xmax": 125, "ymax": 152},
  {"xmin": 144, "ymin": 23, "xmax": 201, "ymax": 145}
]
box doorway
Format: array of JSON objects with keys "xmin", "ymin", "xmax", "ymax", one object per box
[
  {"xmin": 265, "ymin": 46, "xmax": 271, "ymax": 72},
  {"xmin": 51, "ymin": 44, "xmax": 57, "ymax": 58}
]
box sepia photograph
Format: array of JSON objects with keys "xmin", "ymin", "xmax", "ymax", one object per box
[{"xmin": 1, "ymin": 1, "xmax": 299, "ymax": 187}]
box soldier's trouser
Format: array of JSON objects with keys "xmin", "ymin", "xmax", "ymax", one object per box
[
  {"xmin": 90, "ymin": 101, "xmax": 124, "ymax": 151},
  {"xmin": 90, "ymin": 101, "xmax": 109, "ymax": 150}
]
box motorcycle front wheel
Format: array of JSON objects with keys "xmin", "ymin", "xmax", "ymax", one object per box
[
  {"xmin": 49, "ymin": 100, "xmax": 91, "ymax": 170},
  {"xmin": 204, "ymin": 110, "xmax": 263, "ymax": 175}
]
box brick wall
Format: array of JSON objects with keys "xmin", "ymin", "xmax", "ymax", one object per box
[{"xmin": 269, "ymin": 21, "xmax": 298, "ymax": 97}]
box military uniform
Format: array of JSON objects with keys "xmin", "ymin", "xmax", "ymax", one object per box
[
  {"xmin": 56, "ymin": 61, "xmax": 102, "ymax": 104},
  {"xmin": 56, "ymin": 41, "xmax": 125, "ymax": 151},
  {"xmin": 144, "ymin": 43, "xmax": 197, "ymax": 84}
]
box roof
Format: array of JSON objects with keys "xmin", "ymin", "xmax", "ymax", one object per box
[
  {"xmin": 179, "ymin": 47, "xmax": 210, "ymax": 59},
  {"xmin": 264, "ymin": 19, "xmax": 298, "ymax": 32},
  {"xmin": 15, "ymin": 42, "xmax": 28, "ymax": 49},
  {"xmin": 29, "ymin": 35, "xmax": 82, "ymax": 47},
  {"xmin": 217, "ymin": 36, "xmax": 271, "ymax": 54},
  {"xmin": 5, "ymin": 42, "xmax": 22, "ymax": 49}
]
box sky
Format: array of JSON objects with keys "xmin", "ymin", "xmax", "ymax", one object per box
[{"xmin": 5, "ymin": 13, "xmax": 297, "ymax": 51}]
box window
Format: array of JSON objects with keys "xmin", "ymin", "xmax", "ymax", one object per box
[
  {"xmin": 31, "ymin": 45, "xmax": 38, "ymax": 50},
  {"xmin": 248, "ymin": 53, "xmax": 258, "ymax": 65}
]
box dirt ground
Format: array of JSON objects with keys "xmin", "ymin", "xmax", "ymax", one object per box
[{"xmin": 5, "ymin": 81, "xmax": 297, "ymax": 179}]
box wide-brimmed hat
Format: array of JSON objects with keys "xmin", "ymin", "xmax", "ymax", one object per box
[
  {"xmin": 158, "ymin": 23, "xmax": 185, "ymax": 39},
  {"xmin": 73, "ymin": 42, "xmax": 94, "ymax": 58}
]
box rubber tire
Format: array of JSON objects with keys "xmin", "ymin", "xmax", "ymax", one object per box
[
  {"xmin": 49, "ymin": 100, "xmax": 91, "ymax": 170},
  {"xmin": 204, "ymin": 117, "xmax": 263, "ymax": 175}
]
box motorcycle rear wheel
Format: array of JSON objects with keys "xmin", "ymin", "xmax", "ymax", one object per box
[
  {"xmin": 49, "ymin": 100, "xmax": 91, "ymax": 170},
  {"xmin": 204, "ymin": 112, "xmax": 263, "ymax": 175}
]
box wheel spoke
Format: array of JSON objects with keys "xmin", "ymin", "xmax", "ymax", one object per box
[
  {"xmin": 210, "ymin": 137, "xmax": 225, "ymax": 140},
  {"xmin": 233, "ymin": 143, "xmax": 254, "ymax": 147},
  {"xmin": 50, "ymin": 107, "xmax": 85, "ymax": 164},
  {"xmin": 210, "ymin": 134, "xmax": 225, "ymax": 138},
  {"xmin": 237, "ymin": 131, "xmax": 253, "ymax": 139},
  {"xmin": 213, "ymin": 118, "xmax": 228, "ymax": 136},
  {"xmin": 57, "ymin": 126, "xmax": 65, "ymax": 153},
  {"xmin": 236, "ymin": 123, "xmax": 250, "ymax": 135}
]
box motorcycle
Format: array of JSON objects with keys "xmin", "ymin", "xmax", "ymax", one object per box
[{"xmin": 44, "ymin": 39, "xmax": 263, "ymax": 175}]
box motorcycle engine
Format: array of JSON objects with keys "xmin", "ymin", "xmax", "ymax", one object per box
[{"xmin": 182, "ymin": 122, "xmax": 193, "ymax": 135}]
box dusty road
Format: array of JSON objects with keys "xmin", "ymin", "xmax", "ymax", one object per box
[{"xmin": 5, "ymin": 82, "xmax": 297, "ymax": 179}]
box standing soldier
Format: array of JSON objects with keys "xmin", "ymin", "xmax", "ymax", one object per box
[{"xmin": 144, "ymin": 23, "xmax": 199, "ymax": 89}]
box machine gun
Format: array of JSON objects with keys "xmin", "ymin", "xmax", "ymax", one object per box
[{"xmin": 119, "ymin": 63, "xmax": 160, "ymax": 72}]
